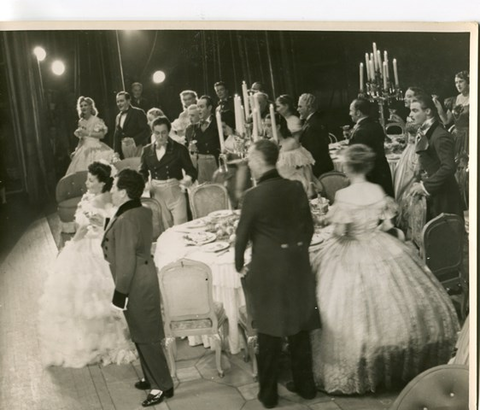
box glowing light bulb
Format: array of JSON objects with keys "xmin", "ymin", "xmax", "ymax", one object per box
[
  {"xmin": 153, "ymin": 70, "xmax": 166, "ymax": 84},
  {"xmin": 52, "ymin": 60, "xmax": 65, "ymax": 76},
  {"xmin": 33, "ymin": 46, "xmax": 47, "ymax": 61}
]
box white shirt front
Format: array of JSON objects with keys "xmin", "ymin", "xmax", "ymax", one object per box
[
  {"xmin": 119, "ymin": 111, "xmax": 127, "ymax": 129},
  {"xmin": 156, "ymin": 144, "xmax": 166, "ymax": 161}
]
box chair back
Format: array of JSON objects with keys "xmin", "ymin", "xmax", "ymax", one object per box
[
  {"xmin": 114, "ymin": 157, "xmax": 141, "ymax": 172},
  {"xmin": 189, "ymin": 183, "xmax": 229, "ymax": 219},
  {"xmin": 328, "ymin": 133, "xmax": 338, "ymax": 143},
  {"xmin": 389, "ymin": 364, "xmax": 468, "ymax": 410},
  {"xmin": 407, "ymin": 195, "xmax": 427, "ymax": 250},
  {"xmin": 159, "ymin": 259, "xmax": 218, "ymax": 337},
  {"xmin": 56, "ymin": 171, "xmax": 88, "ymax": 203},
  {"xmin": 141, "ymin": 198, "xmax": 165, "ymax": 241},
  {"xmin": 385, "ymin": 122, "xmax": 405, "ymax": 136},
  {"xmin": 317, "ymin": 171, "xmax": 349, "ymax": 204},
  {"xmin": 421, "ymin": 213, "xmax": 466, "ymax": 291}
]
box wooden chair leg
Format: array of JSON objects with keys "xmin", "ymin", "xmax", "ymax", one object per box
[
  {"xmin": 165, "ymin": 337, "xmax": 177, "ymax": 378},
  {"xmin": 247, "ymin": 336, "xmax": 258, "ymax": 381},
  {"xmin": 238, "ymin": 325, "xmax": 250, "ymax": 362},
  {"xmin": 211, "ymin": 334, "xmax": 224, "ymax": 378}
]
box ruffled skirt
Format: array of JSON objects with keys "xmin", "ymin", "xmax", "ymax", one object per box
[
  {"xmin": 310, "ymin": 231, "xmax": 459, "ymax": 394},
  {"xmin": 66, "ymin": 138, "xmax": 114, "ymax": 175},
  {"xmin": 38, "ymin": 236, "xmax": 137, "ymax": 368}
]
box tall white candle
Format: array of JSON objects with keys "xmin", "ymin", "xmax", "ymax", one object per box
[
  {"xmin": 359, "ymin": 63, "xmax": 364, "ymax": 91},
  {"xmin": 365, "ymin": 53, "xmax": 370, "ymax": 80},
  {"xmin": 369, "ymin": 59, "xmax": 375, "ymax": 81},
  {"xmin": 234, "ymin": 95, "xmax": 244, "ymax": 135},
  {"xmin": 242, "ymin": 81, "xmax": 250, "ymax": 118},
  {"xmin": 382, "ymin": 62, "xmax": 388, "ymax": 89},
  {"xmin": 393, "ymin": 59, "xmax": 399, "ymax": 86},
  {"xmin": 377, "ymin": 50, "xmax": 382, "ymax": 77},
  {"xmin": 215, "ymin": 109, "xmax": 225, "ymax": 151},
  {"xmin": 252, "ymin": 108, "xmax": 259, "ymax": 141},
  {"xmin": 384, "ymin": 50, "xmax": 389, "ymax": 79},
  {"xmin": 269, "ymin": 104, "xmax": 278, "ymax": 142},
  {"xmin": 253, "ymin": 94, "xmax": 263, "ymax": 135},
  {"xmin": 372, "ymin": 42, "xmax": 378, "ymax": 69}
]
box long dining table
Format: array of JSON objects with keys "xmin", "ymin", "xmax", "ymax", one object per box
[{"xmin": 154, "ymin": 210, "xmax": 332, "ymax": 355}]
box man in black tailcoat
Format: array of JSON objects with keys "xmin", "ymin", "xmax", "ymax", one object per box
[
  {"xmin": 408, "ymin": 94, "xmax": 463, "ymax": 220},
  {"xmin": 235, "ymin": 140, "xmax": 319, "ymax": 408},
  {"xmin": 114, "ymin": 91, "xmax": 150, "ymax": 159},
  {"xmin": 348, "ymin": 98, "xmax": 394, "ymax": 197},
  {"xmin": 297, "ymin": 93, "xmax": 334, "ymax": 178}
]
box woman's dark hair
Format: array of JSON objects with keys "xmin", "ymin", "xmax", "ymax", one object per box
[
  {"xmin": 151, "ymin": 115, "xmax": 172, "ymax": 132},
  {"xmin": 275, "ymin": 94, "xmax": 297, "ymax": 117},
  {"xmin": 265, "ymin": 112, "xmax": 291, "ymax": 138},
  {"xmin": 343, "ymin": 144, "xmax": 376, "ymax": 175},
  {"xmin": 116, "ymin": 169, "xmax": 145, "ymax": 200},
  {"xmin": 88, "ymin": 161, "xmax": 113, "ymax": 192},
  {"xmin": 455, "ymin": 70, "xmax": 469, "ymax": 84},
  {"xmin": 252, "ymin": 139, "xmax": 279, "ymax": 166}
]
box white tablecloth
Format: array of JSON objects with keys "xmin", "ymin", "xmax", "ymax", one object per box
[{"xmin": 154, "ymin": 218, "xmax": 332, "ymax": 355}]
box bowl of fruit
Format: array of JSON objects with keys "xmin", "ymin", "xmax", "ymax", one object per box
[{"xmin": 206, "ymin": 214, "xmax": 239, "ymax": 244}]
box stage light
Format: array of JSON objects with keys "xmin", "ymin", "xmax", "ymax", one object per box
[
  {"xmin": 153, "ymin": 71, "xmax": 166, "ymax": 84},
  {"xmin": 33, "ymin": 46, "xmax": 47, "ymax": 61},
  {"xmin": 52, "ymin": 60, "xmax": 65, "ymax": 76}
]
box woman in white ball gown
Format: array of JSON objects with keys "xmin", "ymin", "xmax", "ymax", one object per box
[
  {"xmin": 65, "ymin": 96, "xmax": 114, "ymax": 175},
  {"xmin": 39, "ymin": 161, "xmax": 137, "ymax": 368},
  {"xmin": 310, "ymin": 144, "xmax": 459, "ymax": 395}
]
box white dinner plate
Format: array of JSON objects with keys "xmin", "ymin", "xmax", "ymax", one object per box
[
  {"xmin": 184, "ymin": 219, "xmax": 207, "ymax": 229},
  {"xmin": 310, "ymin": 233, "xmax": 325, "ymax": 247},
  {"xmin": 208, "ymin": 210, "xmax": 234, "ymax": 218},
  {"xmin": 183, "ymin": 232, "xmax": 217, "ymax": 246},
  {"xmin": 201, "ymin": 241, "xmax": 230, "ymax": 253}
]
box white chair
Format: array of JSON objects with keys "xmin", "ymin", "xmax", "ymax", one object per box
[
  {"xmin": 328, "ymin": 133, "xmax": 338, "ymax": 143},
  {"xmin": 158, "ymin": 259, "xmax": 229, "ymax": 378}
]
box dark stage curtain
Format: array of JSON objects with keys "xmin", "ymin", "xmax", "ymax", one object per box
[{"xmin": 2, "ymin": 31, "xmax": 124, "ymax": 205}]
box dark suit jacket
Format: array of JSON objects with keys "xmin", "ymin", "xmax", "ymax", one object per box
[
  {"xmin": 235, "ymin": 169, "xmax": 320, "ymax": 337},
  {"xmin": 300, "ymin": 112, "xmax": 334, "ymax": 177},
  {"xmin": 131, "ymin": 97, "xmax": 150, "ymax": 113},
  {"xmin": 191, "ymin": 116, "xmax": 221, "ymax": 163},
  {"xmin": 350, "ymin": 116, "xmax": 394, "ymax": 197},
  {"xmin": 101, "ymin": 199, "xmax": 164, "ymax": 343},
  {"xmin": 416, "ymin": 121, "xmax": 463, "ymax": 219},
  {"xmin": 113, "ymin": 106, "xmax": 150, "ymax": 158}
]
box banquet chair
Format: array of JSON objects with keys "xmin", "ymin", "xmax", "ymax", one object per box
[
  {"xmin": 56, "ymin": 170, "xmax": 88, "ymax": 233},
  {"xmin": 113, "ymin": 157, "xmax": 141, "ymax": 172},
  {"xmin": 238, "ymin": 305, "xmax": 258, "ymax": 381},
  {"xmin": 317, "ymin": 171, "xmax": 349, "ymax": 204},
  {"xmin": 389, "ymin": 364, "xmax": 468, "ymax": 410},
  {"xmin": 328, "ymin": 133, "xmax": 338, "ymax": 143},
  {"xmin": 385, "ymin": 122, "xmax": 405, "ymax": 136},
  {"xmin": 189, "ymin": 183, "xmax": 230, "ymax": 219},
  {"xmin": 421, "ymin": 213, "xmax": 468, "ymax": 320},
  {"xmin": 158, "ymin": 259, "xmax": 229, "ymax": 378},
  {"xmin": 140, "ymin": 198, "xmax": 165, "ymax": 256}
]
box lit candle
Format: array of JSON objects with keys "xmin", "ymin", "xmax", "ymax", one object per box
[
  {"xmin": 372, "ymin": 42, "xmax": 378, "ymax": 69},
  {"xmin": 253, "ymin": 93, "xmax": 263, "ymax": 135},
  {"xmin": 242, "ymin": 81, "xmax": 250, "ymax": 118},
  {"xmin": 377, "ymin": 50, "xmax": 382, "ymax": 74},
  {"xmin": 269, "ymin": 104, "xmax": 278, "ymax": 142},
  {"xmin": 252, "ymin": 108, "xmax": 259, "ymax": 141},
  {"xmin": 234, "ymin": 95, "xmax": 244, "ymax": 135},
  {"xmin": 384, "ymin": 50, "xmax": 389, "ymax": 79},
  {"xmin": 382, "ymin": 62, "xmax": 388, "ymax": 89},
  {"xmin": 359, "ymin": 63, "xmax": 364, "ymax": 91},
  {"xmin": 393, "ymin": 58, "xmax": 399, "ymax": 87},
  {"xmin": 365, "ymin": 53, "xmax": 370, "ymax": 80},
  {"xmin": 369, "ymin": 59, "xmax": 375, "ymax": 81},
  {"xmin": 215, "ymin": 109, "xmax": 225, "ymax": 151}
]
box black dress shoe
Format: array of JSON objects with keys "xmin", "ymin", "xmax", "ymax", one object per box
[
  {"xmin": 135, "ymin": 379, "xmax": 151, "ymax": 390},
  {"xmin": 141, "ymin": 387, "xmax": 174, "ymax": 407},
  {"xmin": 257, "ymin": 393, "xmax": 277, "ymax": 409},
  {"xmin": 285, "ymin": 381, "xmax": 317, "ymax": 400}
]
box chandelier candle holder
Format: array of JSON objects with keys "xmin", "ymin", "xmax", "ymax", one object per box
[{"xmin": 359, "ymin": 42, "xmax": 402, "ymax": 130}]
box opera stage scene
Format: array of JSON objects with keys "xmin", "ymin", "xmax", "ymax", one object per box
[{"xmin": 0, "ymin": 26, "xmax": 474, "ymax": 410}]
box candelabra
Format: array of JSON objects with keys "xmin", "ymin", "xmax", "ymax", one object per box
[{"xmin": 358, "ymin": 43, "xmax": 403, "ymax": 130}]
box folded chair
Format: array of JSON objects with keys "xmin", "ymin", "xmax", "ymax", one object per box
[{"xmin": 158, "ymin": 259, "xmax": 229, "ymax": 378}]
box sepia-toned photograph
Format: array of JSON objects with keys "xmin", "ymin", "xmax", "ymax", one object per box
[{"xmin": 0, "ymin": 21, "xmax": 477, "ymax": 410}]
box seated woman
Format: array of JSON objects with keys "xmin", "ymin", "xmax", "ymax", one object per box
[
  {"xmin": 310, "ymin": 144, "xmax": 459, "ymax": 395},
  {"xmin": 264, "ymin": 112, "xmax": 317, "ymax": 198},
  {"xmin": 275, "ymin": 94, "xmax": 303, "ymax": 141},
  {"xmin": 66, "ymin": 96, "xmax": 114, "ymax": 175},
  {"xmin": 39, "ymin": 161, "xmax": 137, "ymax": 368}
]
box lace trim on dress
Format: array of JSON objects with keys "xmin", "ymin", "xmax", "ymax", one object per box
[{"xmin": 277, "ymin": 147, "xmax": 315, "ymax": 168}]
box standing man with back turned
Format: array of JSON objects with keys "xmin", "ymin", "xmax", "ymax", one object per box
[{"xmin": 235, "ymin": 140, "xmax": 320, "ymax": 409}]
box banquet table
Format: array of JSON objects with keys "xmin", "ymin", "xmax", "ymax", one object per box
[{"xmin": 154, "ymin": 212, "xmax": 332, "ymax": 355}]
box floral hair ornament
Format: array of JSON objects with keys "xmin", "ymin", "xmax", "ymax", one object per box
[{"xmin": 97, "ymin": 158, "xmax": 118, "ymax": 178}]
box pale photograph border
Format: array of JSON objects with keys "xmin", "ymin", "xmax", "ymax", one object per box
[{"xmin": 0, "ymin": 19, "xmax": 478, "ymax": 408}]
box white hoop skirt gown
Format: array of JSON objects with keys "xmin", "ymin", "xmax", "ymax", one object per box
[
  {"xmin": 66, "ymin": 116, "xmax": 114, "ymax": 175},
  {"xmin": 277, "ymin": 146, "xmax": 315, "ymax": 193},
  {"xmin": 310, "ymin": 197, "xmax": 459, "ymax": 394},
  {"xmin": 38, "ymin": 193, "xmax": 137, "ymax": 368}
]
